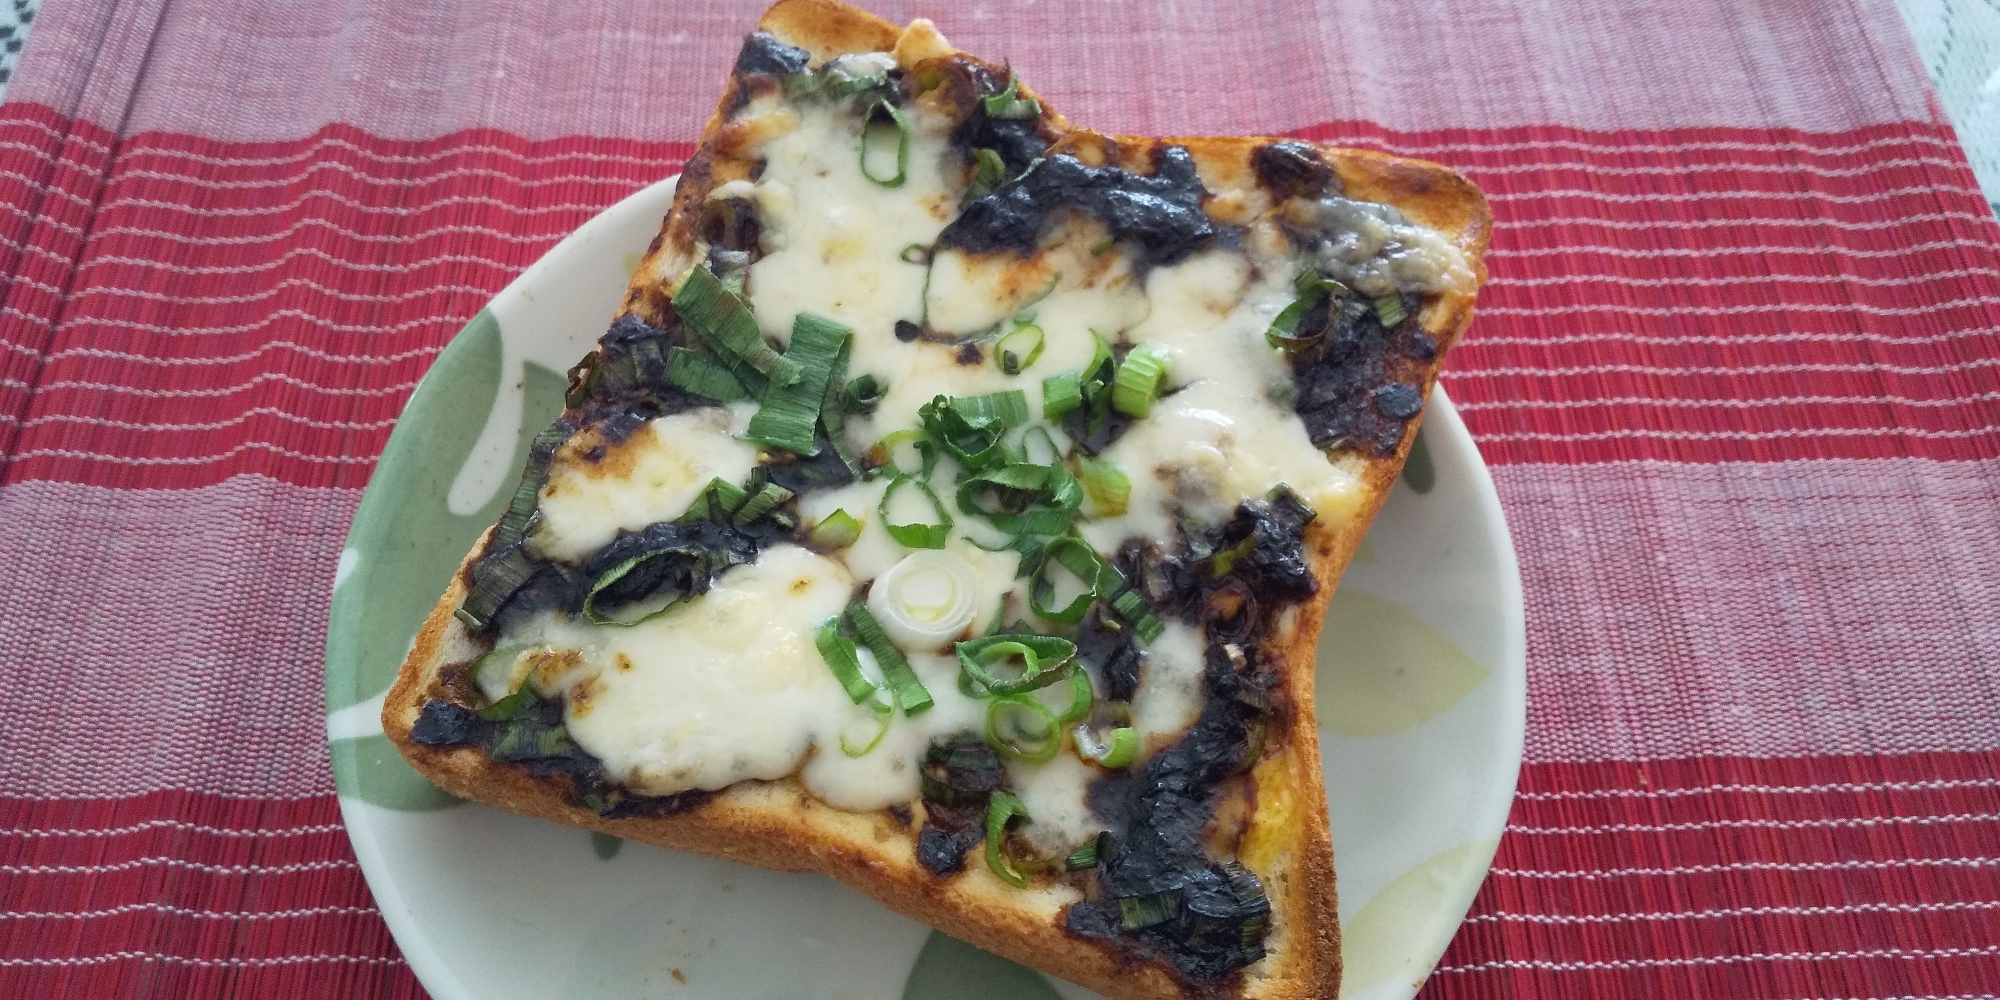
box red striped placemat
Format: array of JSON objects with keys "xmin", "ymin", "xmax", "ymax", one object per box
[{"xmin": 2, "ymin": 1, "xmax": 1997, "ymax": 997}]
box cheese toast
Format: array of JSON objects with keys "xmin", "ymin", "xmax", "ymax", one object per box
[{"xmin": 382, "ymin": 3, "xmax": 1491, "ymax": 998}]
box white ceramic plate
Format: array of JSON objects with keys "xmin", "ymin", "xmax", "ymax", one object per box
[{"xmin": 324, "ymin": 176, "xmax": 1525, "ymax": 1000}]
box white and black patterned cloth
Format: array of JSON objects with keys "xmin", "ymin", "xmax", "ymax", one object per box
[{"xmin": 0, "ymin": 0, "xmax": 38, "ymax": 96}]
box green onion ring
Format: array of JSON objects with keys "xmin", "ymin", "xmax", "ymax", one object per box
[
  {"xmin": 956, "ymin": 634, "xmax": 1077, "ymax": 695},
  {"xmin": 860, "ymin": 99, "xmax": 911, "ymax": 187},
  {"xmin": 984, "ymin": 791, "xmax": 1032, "ymax": 887},
  {"xmin": 880, "ymin": 474, "xmax": 953, "ymax": 549}
]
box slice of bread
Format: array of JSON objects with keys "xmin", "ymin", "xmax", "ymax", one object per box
[{"xmin": 383, "ymin": 3, "xmax": 1491, "ymax": 999}]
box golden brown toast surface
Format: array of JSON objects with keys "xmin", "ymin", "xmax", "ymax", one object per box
[{"xmin": 385, "ymin": 3, "xmax": 1490, "ymax": 999}]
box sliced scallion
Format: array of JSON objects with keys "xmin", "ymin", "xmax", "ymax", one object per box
[
  {"xmin": 1266, "ymin": 267, "xmax": 1348, "ymax": 352},
  {"xmin": 967, "ymin": 147, "xmax": 1007, "ymax": 200},
  {"xmin": 860, "ymin": 99, "xmax": 912, "ymax": 187},
  {"xmin": 1374, "ymin": 294, "xmax": 1408, "ymax": 328},
  {"xmin": 984, "ymin": 791, "xmax": 1032, "ymax": 887},
  {"xmin": 919, "ymin": 391, "xmax": 1029, "ymax": 471},
  {"xmin": 494, "ymin": 423, "xmax": 570, "ymax": 548},
  {"xmin": 846, "ymin": 374, "xmax": 886, "ymax": 412},
  {"xmin": 665, "ymin": 346, "xmax": 751, "ymax": 402},
  {"xmin": 476, "ymin": 681, "xmax": 539, "ymax": 722},
  {"xmin": 1111, "ymin": 343, "xmax": 1171, "ymax": 418},
  {"xmin": 846, "ymin": 602, "xmax": 935, "ymax": 715},
  {"xmin": 584, "ymin": 553, "xmax": 688, "ymax": 626},
  {"xmin": 986, "ymin": 696, "xmax": 1061, "ymax": 764},
  {"xmin": 840, "ymin": 692, "xmax": 895, "ymax": 757},
  {"xmin": 1058, "ymin": 666, "xmax": 1095, "ymax": 724},
  {"xmin": 828, "ymin": 71, "xmax": 888, "ymax": 98},
  {"xmin": 815, "ymin": 618, "xmax": 882, "ymax": 705},
  {"xmin": 672, "ymin": 264, "xmax": 801, "ymax": 392},
  {"xmin": 1042, "ymin": 371, "xmax": 1082, "ymax": 420},
  {"xmin": 880, "ymin": 474, "xmax": 952, "ymax": 548},
  {"xmin": 996, "ymin": 322, "xmax": 1045, "ymax": 375},
  {"xmin": 981, "ymin": 71, "xmax": 1041, "ymax": 120},
  {"xmin": 1075, "ymin": 455, "xmax": 1130, "ymax": 517},
  {"xmin": 1029, "ymin": 537, "xmax": 1118, "ymax": 624},
  {"xmin": 731, "ymin": 482, "xmax": 794, "ymax": 526},
  {"xmin": 956, "ymin": 462, "xmax": 1081, "ymax": 537},
  {"xmin": 871, "ymin": 428, "xmax": 938, "ymax": 480},
  {"xmin": 1118, "ymin": 890, "xmax": 1183, "ymax": 929},
  {"xmin": 744, "ymin": 312, "xmax": 851, "ymax": 456},
  {"xmin": 1111, "ymin": 588, "xmax": 1165, "ymax": 644},
  {"xmin": 564, "ymin": 354, "xmax": 599, "ymax": 409},
  {"xmin": 1074, "ymin": 724, "xmax": 1138, "ymax": 768},
  {"xmin": 809, "ymin": 509, "xmax": 863, "ymax": 550},
  {"xmin": 1065, "ymin": 833, "xmax": 1110, "ymax": 871},
  {"xmin": 456, "ymin": 543, "xmax": 540, "ymax": 632},
  {"xmin": 820, "ymin": 335, "xmax": 862, "ymax": 476},
  {"xmin": 680, "ymin": 477, "xmax": 747, "ymax": 523},
  {"xmin": 955, "ymin": 634, "xmax": 1078, "ymax": 695}
]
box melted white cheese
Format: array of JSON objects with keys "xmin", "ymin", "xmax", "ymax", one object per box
[
  {"xmin": 487, "ymin": 72, "xmax": 1466, "ymax": 853},
  {"xmin": 530, "ymin": 405, "xmax": 759, "ymax": 563}
]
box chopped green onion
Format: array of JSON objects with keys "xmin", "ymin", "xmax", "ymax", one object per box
[
  {"xmin": 981, "ymin": 71, "xmax": 1041, "ymax": 120},
  {"xmin": 860, "ymin": 99, "xmax": 911, "ymax": 187},
  {"xmin": 1209, "ymin": 534, "xmax": 1257, "ymax": 578},
  {"xmin": 494, "ymin": 423, "xmax": 571, "ymax": 548},
  {"xmin": 955, "ymin": 634, "xmax": 1078, "ymax": 695},
  {"xmin": 986, "ymin": 696, "xmax": 1061, "ymax": 764},
  {"xmin": 846, "ymin": 603, "xmax": 935, "ymax": 715},
  {"xmin": 967, "ymin": 147, "xmax": 1007, "ymax": 200},
  {"xmin": 1075, "ymin": 455, "xmax": 1130, "ymax": 517},
  {"xmin": 1110, "ymin": 588, "xmax": 1165, "ymax": 644},
  {"xmin": 840, "ymin": 693, "xmax": 895, "ymax": 757},
  {"xmin": 956, "ymin": 462, "xmax": 1082, "ymax": 537},
  {"xmin": 1019, "ymin": 426, "xmax": 1062, "ymax": 466},
  {"xmin": 819, "ymin": 335, "xmax": 862, "ymax": 476},
  {"xmin": 828, "ymin": 71, "xmax": 888, "ymax": 98},
  {"xmin": 455, "ymin": 544, "xmax": 539, "ymax": 632},
  {"xmin": 880, "ymin": 474, "xmax": 952, "ymax": 548},
  {"xmin": 681, "ymin": 477, "xmax": 748, "ymax": 523},
  {"xmin": 871, "ymin": 428, "xmax": 938, "ymax": 479},
  {"xmin": 1066, "ymin": 833, "xmax": 1110, "ymax": 871},
  {"xmin": 1111, "ymin": 343, "xmax": 1171, "ymax": 418},
  {"xmin": 665, "ymin": 346, "xmax": 751, "ymax": 402},
  {"xmin": 1042, "ymin": 371, "xmax": 1082, "ymax": 420},
  {"xmin": 745, "ymin": 312, "xmax": 851, "ymax": 456},
  {"xmin": 731, "ymin": 482, "xmax": 794, "ymax": 526},
  {"xmin": 919, "ymin": 391, "xmax": 1029, "ymax": 471},
  {"xmin": 996, "ymin": 322, "xmax": 1045, "ymax": 375},
  {"xmin": 564, "ymin": 354, "xmax": 600, "ymax": 409},
  {"xmin": 815, "ymin": 618, "xmax": 882, "ymax": 705},
  {"xmin": 809, "ymin": 509, "xmax": 863, "ymax": 549},
  {"xmin": 673, "ymin": 264, "xmax": 802, "ymax": 392},
  {"xmin": 846, "ymin": 374, "xmax": 886, "ymax": 413},
  {"xmin": 1090, "ymin": 236, "xmax": 1115, "ymax": 256},
  {"xmin": 985, "ymin": 791, "xmax": 1032, "ymax": 887},
  {"xmin": 1118, "ymin": 891, "xmax": 1183, "ymax": 929},
  {"xmin": 584, "ymin": 553, "xmax": 688, "ymax": 627},
  {"xmin": 1266, "ymin": 267, "xmax": 1349, "ymax": 352},
  {"xmin": 1074, "ymin": 724, "xmax": 1138, "ymax": 768},
  {"xmin": 1374, "ymin": 294, "xmax": 1408, "ymax": 328},
  {"xmin": 476, "ymin": 681, "xmax": 539, "ymax": 722},
  {"xmin": 1058, "ymin": 666, "xmax": 1095, "ymax": 724},
  {"xmin": 1029, "ymin": 537, "xmax": 1119, "ymax": 624}
]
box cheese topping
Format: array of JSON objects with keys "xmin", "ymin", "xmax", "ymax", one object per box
[{"xmin": 474, "ymin": 54, "xmax": 1465, "ymax": 857}]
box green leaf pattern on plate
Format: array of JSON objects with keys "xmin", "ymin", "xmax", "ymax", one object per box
[
  {"xmin": 1338, "ymin": 840, "xmax": 1498, "ymax": 998},
  {"xmin": 324, "ymin": 308, "xmax": 569, "ymax": 807},
  {"xmin": 1316, "ymin": 590, "xmax": 1489, "ymax": 738},
  {"xmin": 330, "ymin": 734, "xmax": 461, "ymax": 812}
]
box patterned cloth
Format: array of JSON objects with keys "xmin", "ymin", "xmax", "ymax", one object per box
[{"xmin": 3, "ymin": 1, "xmax": 1998, "ymax": 997}]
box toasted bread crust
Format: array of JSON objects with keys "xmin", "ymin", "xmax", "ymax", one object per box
[{"xmin": 385, "ymin": 3, "xmax": 1491, "ymax": 998}]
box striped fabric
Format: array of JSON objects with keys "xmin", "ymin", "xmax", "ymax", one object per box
[{"xmin": 2, "ymin": 0, "xmax": 1998, "ymax": 997}]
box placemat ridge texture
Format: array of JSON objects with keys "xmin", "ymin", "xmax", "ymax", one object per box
[{"xmin": 2, "ymin": 0, "xmax": 1997, "ymax": 997}]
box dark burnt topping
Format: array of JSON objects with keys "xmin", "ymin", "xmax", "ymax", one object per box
[
  {"xmin": 410, "ymin": 697, "xmax": 710, "ymax": 817},
  {"xmin": 1251, "ymin": 141, "xmax": 1338, "ymax": 201},
  {"xmin": 734, "ymin": 31, "xmax": 811, "ymax": 78},
  {"xmin": 917, "ymin": 736, "xmax": 1008, "ymax": 875},
  {"xmin": 1287, "ymin": 292, "xmax": 1434, "ymax": 455},
  {"xmin": 938, "ymin": 146, "xmax": 1215, "ymax": 267}
]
